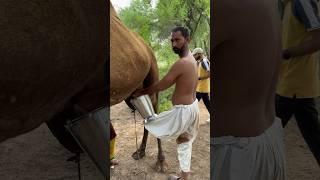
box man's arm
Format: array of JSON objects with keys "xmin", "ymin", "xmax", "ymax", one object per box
[
  {"xmin": 133, "ymin": 60, "xmax": 182, "ymax": 97},
  {"xmin": 199, "ymin": 71, "xmax": 210, "ymax": 80},
  {"xmin": 283, "ymin": 29, "xmax": 320, "ymax": 58},
  {"xmin": 283, "ymin": 0, "xmax": 320, "ymax": 59}
]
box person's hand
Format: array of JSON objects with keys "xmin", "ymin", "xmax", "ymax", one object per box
[{"xmin": 132, "ymin": 88, "xmax": 147, "ymax": 98}]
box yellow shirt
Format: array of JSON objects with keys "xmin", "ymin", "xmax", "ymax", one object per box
[
  {"xmin": 277, "ymin": 0, "xmax": 320, "ymax": 98},
  {"xmin": 196, "ymin": 58, "xmax": 210, "ymax": 93}
]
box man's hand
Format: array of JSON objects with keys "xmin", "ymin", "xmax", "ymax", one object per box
[
  {"xmin": 198, "ymin": 73, "xmax": 210, "ymax": 81},
  {"xmin": 132, "ymin": 88, "xmax": 147, "ymax": 98}
]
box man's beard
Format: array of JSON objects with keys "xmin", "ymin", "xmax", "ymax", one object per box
[
  {"xmin": 172, "ymin": 47, "xmax": 183, "ymax": 54},
  {"xmin": 195, "ymin": 55, "xmax": 202, "ymax": 60}
]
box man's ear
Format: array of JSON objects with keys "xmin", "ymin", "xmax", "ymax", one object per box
[{"xmin": 187, "ymin": 37, "xmax": 191, "ymax": 43}]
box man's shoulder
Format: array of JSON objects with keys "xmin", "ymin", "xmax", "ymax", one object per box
[
  {"xmin": 174, "ymin": 56, "xmax": 196, "ymax": 69},
  {"xmin": 178, "ymin": 56, "xmax": 194, "ymax": 63},
  {"xmin": 171, "ymin": 59, "xmax": 187, "ymax": 70},
  {"xmin": 291, "ymin": 0, "xmax": 320, "ymax": 31},
  {"xmin": 174, "ymin": 58, "xmax": 186, "ymax": 65}
]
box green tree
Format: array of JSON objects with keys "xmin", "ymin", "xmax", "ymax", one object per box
[
  {"xmin": 116, "ymin": 0, "xmax": 210, "ymax": 112},
  {"xmin": 118, "ymin": 0, "xmax": 155, "ymax": 46},
  {"xmin": 154, "ymin": 0, "xmax": 210, "ymax": 57}
]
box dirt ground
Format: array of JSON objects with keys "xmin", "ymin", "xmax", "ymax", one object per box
[
  {"xmin": 110, "ymin": 101, "xmax": 320, "ymax": 180},
  {"xmin": 0, "ymin": 101, "xmax": 319, "ymax": 180},
  {"xmin": 0, "ymin": 124, "xmax": 104, "ymax": 180},
  {"xmin": 110, "ymin": 101, "xmax": 210, "ymax": 180}
]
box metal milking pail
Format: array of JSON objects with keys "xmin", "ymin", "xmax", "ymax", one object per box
[
  {"xmin": 65, "ymin": 106, "xmax": 108, "ymax": 177},
  {"xmin": 130, "ymin": 95, "xmax": 157, "ymax": 123}
]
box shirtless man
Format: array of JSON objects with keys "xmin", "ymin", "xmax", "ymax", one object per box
[
  {"xmin": 212, "ymin": 0, "xmax": 286, "ymax": 179},
  {"xmin": 133, "ymin": 26, "xmax": 199, "ymax": 180}
]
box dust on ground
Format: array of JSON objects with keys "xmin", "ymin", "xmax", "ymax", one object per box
[{"xmin": 0, "ymin": 101, "xmax": 318, "ymax": 179}]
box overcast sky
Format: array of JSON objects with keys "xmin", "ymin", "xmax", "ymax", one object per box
[
  {"xmin": 110, "ymin": 0, "xmax": 132, "ymax": 12},
  {"xmin": 111, "ymin": 0, "xmax": 157, "ymax": 12}
]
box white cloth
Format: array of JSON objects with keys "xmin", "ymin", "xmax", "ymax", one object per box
[
  {"xmin": 145, "ymin": 99, "xmax": 200, "ymax": 141},
  {"xmin": 145, "ymin": 99, "xmax": 200, "ymax": 172},
  {"xmin": 177, "ymin": 141, "xmax": 193, "ymax": 172},
  {"xmin": 211, "ymin": 117, "xmax": 286, "ymax": 180}
]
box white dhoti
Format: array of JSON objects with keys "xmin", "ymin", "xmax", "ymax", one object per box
[
  {"xmin": 145, "ymin": 99, "xmax": 200, "ymax": 172},
  {"xmin": 211, "ymin": 117, "xmax": 286, "ymax": 180}
]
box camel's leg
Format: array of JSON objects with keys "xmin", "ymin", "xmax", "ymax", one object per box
[
  {"xmin": 125, "ymin": 98, "xmax": 148, "ymax": 160},
  {"xmin": 155, "ymin": 138, "xmax": 168, "ymax": 172},
  {"xmin": 132, "ymin": 127, "xmax": 148, "ymax": 160}
]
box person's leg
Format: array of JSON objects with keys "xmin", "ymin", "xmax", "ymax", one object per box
[
  {"xmin": 196, "ymin": 92, "xmax": 202, "ymax": 102},
  {"xmin": 110, "ymin": 123, "xmax": 118, "ymax": 166},
  {"xmin": 294, "ymin": 98, "xmax": 320, "ymax": 165},
  {"xmin": 177, "ymin": 140, "xmax": 192, "ymax": 180},
  {"xmin": 210, "ymin": 138, "xmax": 214, "ymax": 179},
  {"xmin": 202, "ymin": 93, "xmax": 211, "ymax": 115},
  {"xmin": 275, "ymin": 94, "xmax": 295, "ymax": 127},
  {"xmin": 110, "ymin": 137, "xmax": 118, "ymax": 166}
]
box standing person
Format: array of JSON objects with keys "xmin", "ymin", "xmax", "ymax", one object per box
[
  {"xmin": 212, "ymin": 0, "xmax": 286, "ymax": 179},
  {"xmin": 192, "ymin": 48, "xmax": 211, "ymax": 122},
  {"xmin": 133, "ymin": 26, "xmax": 199, "ymax": 180},
  {"xmin": 276, "ymin": 0, "xmax": 320, "ymax": 165},
  {"xmin": 110, "ymin": 123, "xmax": 118, "ymax": 167}
]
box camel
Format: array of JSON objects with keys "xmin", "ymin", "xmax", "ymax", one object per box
[
  {"xmin": 110, "ymin": 3, "xmax": 167, "ymax": 172},
  {"xmin": 0, "ymin": 0, "xmax": 167, "ymax": 172},
  {"xmin": 0, "ymin": 1, "xmax": 107, "ymax": 143}
]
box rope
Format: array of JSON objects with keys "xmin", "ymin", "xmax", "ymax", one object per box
[
  {"xmin": 132, "ymin": 109, "xmax": 148, "ymax": 178},
  {"xmin": 77, "ymin": 153, "xmax": 81, "ymax": 180},
  {"xmin": 133, "ymin": 110, "xmax": 139, "ymax": 159}
]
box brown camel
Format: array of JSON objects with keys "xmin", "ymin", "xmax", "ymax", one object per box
[
  {"xmin": 0, "ymin": 0, "xmax": 107, "ymax": 142},
  {"xmin": 110, "ymin": 3, "xmax": 168, "ymax": 172},
  {"xmin": 0, "ymin": 0, "xmax": 167, "ymax": 172}
]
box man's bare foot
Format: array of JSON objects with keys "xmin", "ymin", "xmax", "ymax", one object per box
[
  {"xmin": 168, "ymin": 171, "xmax": 191, "ymax": 180},
  {"xmin": 181, "ymin": 171, "xmax": 191, "ymax": 180},
  {"xmin": 168, "ymin": 174, "xmax": 181, "ymax": 180},
  {"xmin": 176, "ymin": 132, "xmax": 192, "ymax": 144}
]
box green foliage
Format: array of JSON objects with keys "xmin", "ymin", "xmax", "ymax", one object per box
[
  {"xmin": 115, "ymin": 0, "xmax": 209, "ymax": 112},
  {"xmin": 155, "ymin": 40, "xmax": 177, "ymax": 112},
  {"xmin": 118, "ymin": 0, "xmax": 155, "ymax": 45},
  {"xmin": 154, "ymin": 0, "xmax": 210, "ymax": 57}
]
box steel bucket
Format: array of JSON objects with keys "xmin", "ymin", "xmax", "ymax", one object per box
[
  {"xmin": 65, "ymin": 106, "xmax": 108, "ymax": 177},
  {"xmin": 130, "ymin": 95, "xmax": 157, "ymax": 123}
]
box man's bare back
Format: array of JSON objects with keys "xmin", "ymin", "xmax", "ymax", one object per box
[
  {"xmin": 213, "ymin": 0, "xmax": 282, "ymax": 137},
  {"xmin": 171, "ymin": 54, "xmax": 198, "ymax": 105}
]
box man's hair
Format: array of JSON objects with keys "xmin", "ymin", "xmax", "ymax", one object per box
[{"xmin": 171, "ymin": 26, "xmax": 190, "ymax": 38}]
